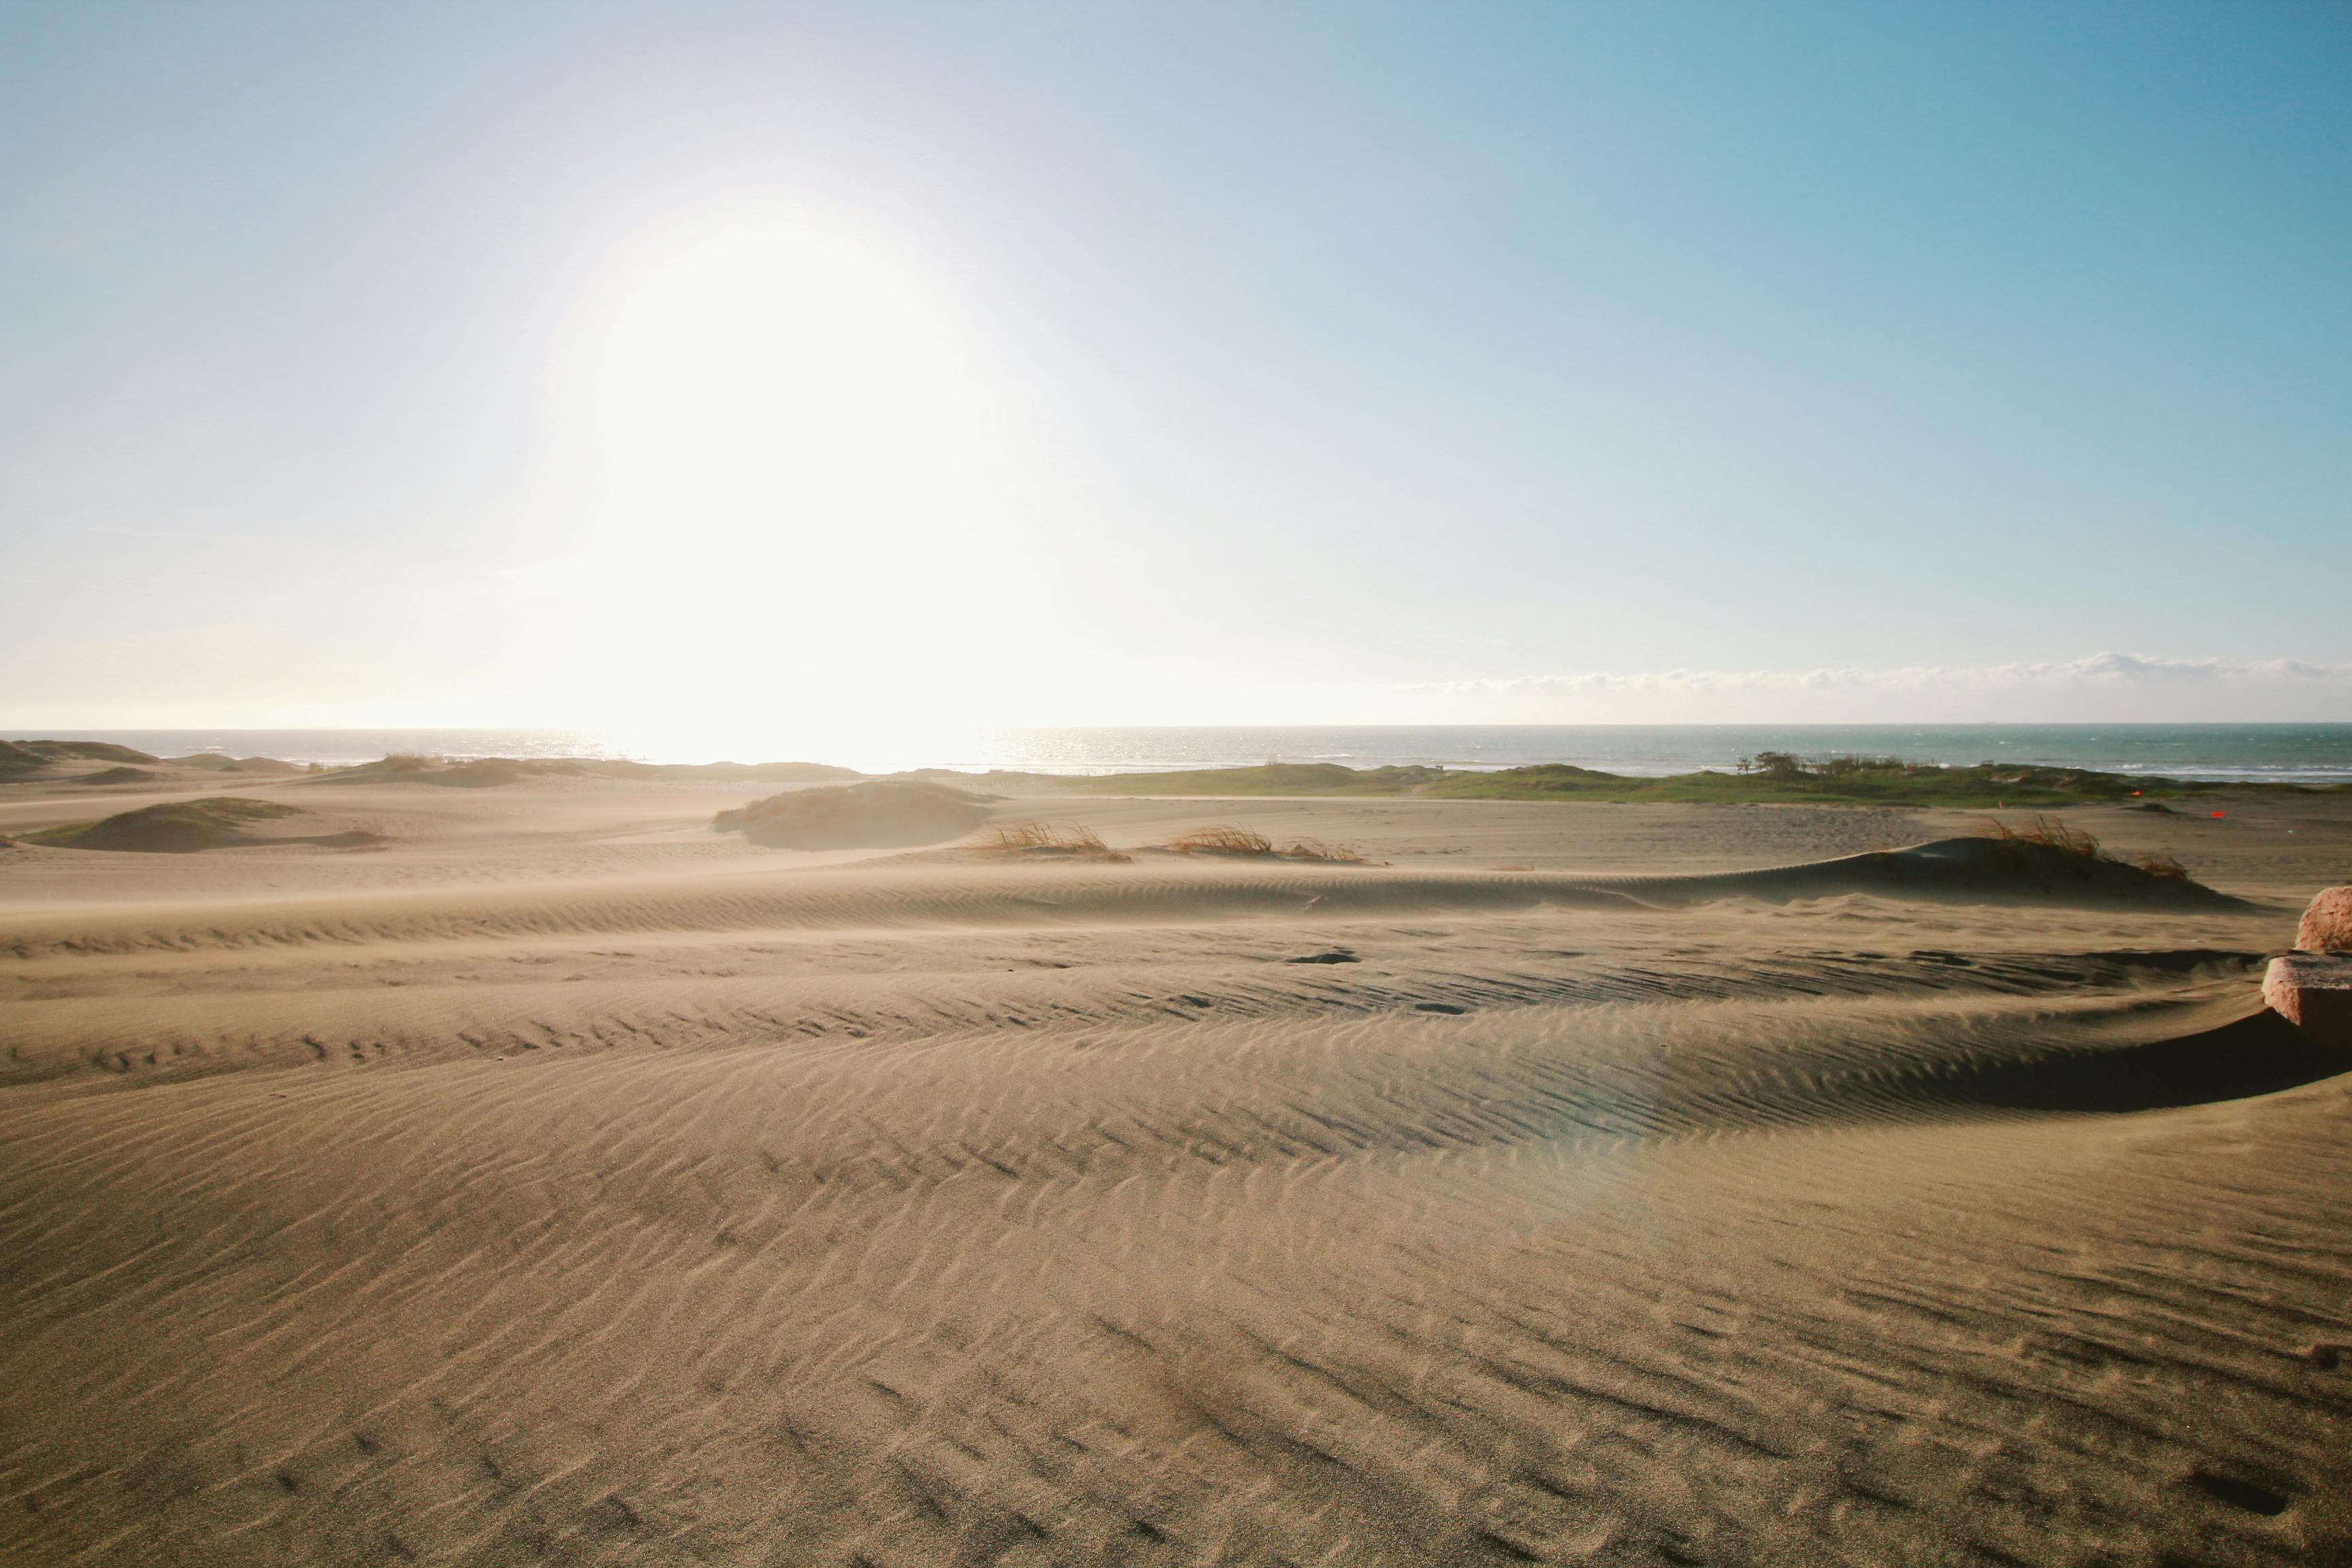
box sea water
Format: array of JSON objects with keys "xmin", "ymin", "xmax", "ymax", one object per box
[{"xmin": 12, "ymin": 725, "xmax": 2352, "ymax": 782}]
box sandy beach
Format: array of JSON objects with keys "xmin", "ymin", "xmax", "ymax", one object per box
[{"xmin": 0, "ymin": 764, "xmax": 2345, "ymax": 1566}]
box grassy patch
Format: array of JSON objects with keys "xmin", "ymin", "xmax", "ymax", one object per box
[
  {"xmin": 27, "ymin": 797, "xmax": 306, "ymax": 853},
  {"xmin": 1979, "ymin": 814, "xmax": 2190, "ymax": 881}
]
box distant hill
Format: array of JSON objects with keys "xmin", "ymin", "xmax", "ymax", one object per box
[
  {"xmin": 0, "ymin": 739, "xmax": 161, "ymax": 776},
  {"xmin": 927, "ymin": 753, "xmax": 2315, "ymax": 807},
  {"xmin": 26, "ymin": 798, "xmax": 308, "ymax": 853},
  {"xmin": 306, "ymin": 755, "xmax": 862, "ymax": 787}
]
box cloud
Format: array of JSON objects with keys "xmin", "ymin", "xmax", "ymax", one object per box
[{"xmin": 1379, "ymin": 654, "xmax": 2352, "ymax": 723}]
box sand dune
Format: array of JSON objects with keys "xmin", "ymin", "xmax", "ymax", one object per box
[
  {"xmin": 715, "ymin": 779, "xmax": 996, "ymax": 849},
  {"xmin": 26, "ymin": 796, "xmax": 321, "ymax": 853},
  {"xmin": 1614, "ymin": 834, "xmax": 2247, "ymax": 909},
  {"xmin": 2, "ymin": 774, "xmax": 2348, "ymax": 1564}
]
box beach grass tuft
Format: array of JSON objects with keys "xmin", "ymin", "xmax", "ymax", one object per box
[
  {"xmin": 1976, "ymin": 814, "xmax": 2191, "ymax": 881},
  {"xmin": 1281, "ymin": 837, "xmax": 1367, "ymax": 863},
  {"xmin": 1169, "ymin": 826, "xmax": 1275, "ymax": 857},
  {"xmin": 1978, "ymin": 813, "xmax": 2104, "ymax": 860},
  {"xmin": 983, "ymin": 821, "xmax": 1128, "ymax": 860},
  {"xmin": 1161, "ymin": 826, "xmax": 1369, "ymax": 862}
]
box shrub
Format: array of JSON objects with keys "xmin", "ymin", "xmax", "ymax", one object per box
[
  {"xmin": 1168, "ymin": 826, "xmax": 1275, "ymax": 856},
  {"xmin": 1978, "ymin": 814, "xmax": 2102, "ymax": 860},
  {"xmin": 985, "ymin": 820, "xmax": 1112, "ymax": 855},
  {"xmin": 1978, "ymin": 815, "xmax": 2189, "ymax": 881},
  {"xmin": 1281, "ymin": 838, "xmax": 1366, "ymax": 863}
]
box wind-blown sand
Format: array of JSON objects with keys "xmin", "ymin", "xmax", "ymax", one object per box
[{"xmin": 2, "ymin": 770, "xmax": 2349, "ymax": 1565}]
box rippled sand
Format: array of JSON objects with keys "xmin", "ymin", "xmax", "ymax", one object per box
[{"xmin": 3, "ymin": 776, "xmax": 2348, "ymax": 1565}]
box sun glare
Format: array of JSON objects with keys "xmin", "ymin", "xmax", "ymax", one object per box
[
  {"xmin": 584, "ymin": 216, "xmax": 994, "ymax": 725},
  {"xmin": 602, "ymin": 217, "xmax": 977, "ymax": 545}
]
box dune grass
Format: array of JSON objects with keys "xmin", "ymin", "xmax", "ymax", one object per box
[
  {"xmin": 982, "ymin": 821, "xmax": 1130, "ymax": 860},
  {"xmin": 27, "ymin": 798, "xmax": 306, "ymax": 853},
  {"xmin": 1280, "ymin": 837, "xmax": 1369, "ymax": 864},
  {"xmin": 1978, "ymin": 814, "xmax": 2190, "ymax": 881},
  {"xmin": 1978, "ymin": 813, "xmax": 2102, "ymax": 858},
  {"xmin": 1160, "ymin": 826, "xmax": 1369, "ymax": 862},
  {"xmin": 1168, "ymin": 826, "xmax": 1276, "ymax": 856},
  {"xmin": 989, "ymin": 820, "xmax": 1110, "ymax": 854}
]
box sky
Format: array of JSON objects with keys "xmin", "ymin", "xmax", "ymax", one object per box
[{"xmin": 3, "ymin": 0, "xmax": 2349, "ymax": 738}]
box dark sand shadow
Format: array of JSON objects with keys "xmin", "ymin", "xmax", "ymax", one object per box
[{"xmin": 1942, "ymin": 1009, "xmax": 2348, "ymax": 1113}]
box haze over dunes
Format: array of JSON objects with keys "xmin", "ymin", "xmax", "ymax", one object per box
[{"xmin": 3, "ymin": 753, "xmax": 2349, "ymax": 1564}]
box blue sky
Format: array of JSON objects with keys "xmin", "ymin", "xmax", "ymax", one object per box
[{"xmin": 3, "ymin": 1, "xmax": 2348, "ymax": 731}]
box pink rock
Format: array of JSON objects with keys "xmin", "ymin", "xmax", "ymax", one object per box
[
  {"xmin": 2264, "ymin": 954, "xmax": 2352, "ymax": 1048},
  {"xmin": 2298, "ymin": 885, "xmax": 2352, "ymax": 952}
]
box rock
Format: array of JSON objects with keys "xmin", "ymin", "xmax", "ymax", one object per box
[
  {"xmin": 2264, "ymin": 953, "xmax": 2352, "ymax": 1048},
  {"xmin": 2296, "ymin": 885, "xmax": 2352, "ymax": 953}
]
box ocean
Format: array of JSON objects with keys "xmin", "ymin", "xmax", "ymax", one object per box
[{"xmin": 10, "ymin": 725, "xmax": 2352, "ymax": 783}]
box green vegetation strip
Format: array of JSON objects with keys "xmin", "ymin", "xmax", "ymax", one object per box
[{"xmin": 932, "ymin": 752, "xmax": 2334, "ymax": 807}]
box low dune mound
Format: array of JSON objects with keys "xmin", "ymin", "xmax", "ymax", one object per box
[
  {"xmin": 304, "ymin": 753, "xmax": 442, "ymax": 785},
  {"xmin": 426, "ymin": 759, "xmax": 541, "ymax": 788},
  {"xmin": 0, "ymin": 739, "xmax": 159, "ymax": 777},
  {"xmin": 310, "ymin": 754, "xmax": 858, "ymax": 789},
  {"xmin": 84, "ymin": 767, "xmax": 160, "ymax": 785},
  {"xmin": 308, "ymin": 754, "xmax": 588, "ymax": 788},
  {"xmin": 164, "ymin": 754, "xmax": 301, "ymax": 774},
  {"xmin": 27, "ymin": 797, "xmax": 308, "ymax": 853},
  {"xmin": 1640, "ymin": 833, "xmax": 2242, "ymax": 909},
  {"xmin": 1060, "ymin": 762, "xmax": 1448, "ymax": 796},
  {"xmin": 713, "ymin": 780, "xmax": 993, "ymax": 850},
  {"xmin": 586, "ymin": 759, "xmax": 860, "ymax": 783}
]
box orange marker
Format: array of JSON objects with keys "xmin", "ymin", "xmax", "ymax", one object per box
[{"xmin": 2210, "ymin": 811, "xmax": 2225, "ymax": 819}]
